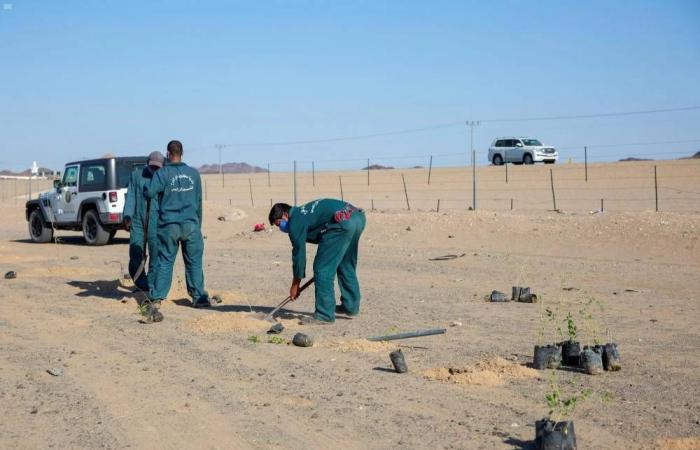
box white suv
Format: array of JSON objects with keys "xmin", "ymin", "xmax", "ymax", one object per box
[{"xmin": 488, "ymin": 137, "xmax": 558, "ymax": 165}]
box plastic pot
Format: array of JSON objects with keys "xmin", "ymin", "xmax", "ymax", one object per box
[
  {"xmin": 533, "ymin": 344, "xmax": 562, "ymax": 370},
  {"xmin": 580, "ymin": 346, "xmax": 604, "ymax": 375},
  {"xmin": 389, "ymin": 349, "xmax": 408, "ymax": 373},
  {"xmin": 535, "ymin": 419, "xmax": 577, "ymax": 450},
  {"xmin": 603, "ymin": 343, "xmax": 621, "ymax": 371},
  {"xmin": 292, "ymin": 333, "xmax": 314, "ymax": 347},
  {"xmin": 560, "ymin": 341, "xmax": 581, "ymax": 367}
]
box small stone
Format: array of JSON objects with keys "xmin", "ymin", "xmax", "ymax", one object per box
[
  {"xmin": 448, "ymin": 235, "xmax": 454, "ymax": 239},
  {"xmin": 405, "ymin": 226, "xmax": 412, "ymax": 231},
  {"xmin": 4, "ymin": 270, "xmax": 17, "ymax": 279},
  {"xmin": 47, "ymin": 367, "xmax": 63, "ymax": 376},
  {"xmin": 450, "ymin": 321, "xmax": 463, "ymax": 327},
  {"xmin": 217, "ymin": 216, "xmax": 226, "ymax": 221},
  {"xmin": 30, "ymin": 407, "xmax": 38, "ymax": 414},
  {"xmin": 70, "ymin": 256, "xmax": 79, "ymax": 260}
]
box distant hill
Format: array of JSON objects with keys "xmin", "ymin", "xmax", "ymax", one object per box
[
  {"xmin": 199, "ymin": 162, "xmax": 267, "ymax": 174},
  {"xmin": 679, "ymin": 150, "xmax": 700, "ymax": 160},
  {"xmin": 619, "ymin": 157, "xmax": 653, "ymax": 162},
  {"xmin": 362, "ymin": 164, "xmax": 394, "ymax": 170}
]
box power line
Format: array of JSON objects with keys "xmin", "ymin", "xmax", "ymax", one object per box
[{"xmin": 208, "ymin": 105, "xmax": 700, "ymax": 148}]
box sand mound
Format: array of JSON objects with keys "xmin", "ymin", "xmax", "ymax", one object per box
[
  {"xmin": 324, "ymin": 339, "xmax": 396, "ymax": 353},
  {"xmin": 656, "ymin": 438, "xmax": 700, "ymax": 450},
  {"xmin": 189, "ymin": 312, "xmax": 270, "ymax": 334},
  {"xmin": 423, "ymin": 357, "xmax": 538, "ymax": 386}
]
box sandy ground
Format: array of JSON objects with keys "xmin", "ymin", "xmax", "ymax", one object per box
[{"xmin": 1, "ymin": 164, "xmax": 699, "ymax": 449}]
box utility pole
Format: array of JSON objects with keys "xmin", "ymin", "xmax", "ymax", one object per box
[
  {"xmin": 466, "ymin": 121, "xmax": 480, "ymax": 210},
  {"xmin": 215, "ymin": 144, "xmax": 225, "ymax": 188}
]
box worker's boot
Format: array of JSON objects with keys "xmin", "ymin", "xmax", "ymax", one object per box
[
  {"xmin": 141, "ymin": 301, "xmax": 164, "ymax": 323},
  {"xmin": 192, "ymin": 295, "xmax": 214, "ymax": 308}
]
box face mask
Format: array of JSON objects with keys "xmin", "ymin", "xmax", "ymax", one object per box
[{"xmin": 279, "ymin": 219, "xmax": 289, "ymax": 233}]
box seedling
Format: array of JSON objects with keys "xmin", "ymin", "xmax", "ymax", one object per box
[
  {"xmin": 268, "ymin": 336, "xmax": 284, "ymax": 345},
  {"xmin": 565, "ymin": 312, "xmax": 577, "ymax": 343},
  {"xmin": 247, "ymin": 335, "xmax": 260, "ymax": 344},
  {"xmin": 545, "ymin": 371, "xmax": 591, "ymax": 423}
]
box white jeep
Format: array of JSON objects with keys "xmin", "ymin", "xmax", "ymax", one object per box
[
  {"xmin": 488, "ymin": 137, "xmax": 558, "ymax": 165},
  {"xmin": 25, "ymin": 156, "xmax": 147, "ymax": 245}
]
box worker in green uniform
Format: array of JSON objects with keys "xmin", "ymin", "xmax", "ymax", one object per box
[
  {"xmin": 123, "ymin": 151, "xmax": 164, "ymax": 292},
  {"xmin": 144, "ymin": 140, "xmax": 211, "ymax": 315},
  {"xmin": 268, "ymin": 199, "xmax": 366, "ymax": 324}
]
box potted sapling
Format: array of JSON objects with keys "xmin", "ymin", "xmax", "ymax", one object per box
[
  {"xmin": 533, "ymin": 302, "xmax": 561, "ymax": 370},
  {"xmin": 560, "ymin": 313, "xmax": 581, "ymax": 367},
  {"xmin": 580, "ymin": 297, "xmax": 621, "ymax": 372},
  {"xmin": 535, "ymin": 371, "xmax": 590, "ymax": 450}
]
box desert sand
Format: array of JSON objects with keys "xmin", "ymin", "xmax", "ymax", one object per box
[{"xmin": 1, "ymin": 161, "xmax": 699, "ymax": 449}]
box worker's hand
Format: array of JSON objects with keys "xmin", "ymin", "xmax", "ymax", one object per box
[
  {"xmin": 124, "ymin": 217, "xmax": 131, "ymax": 232},
  {"xmin": 290, "ymin": 278, "xmax": 302, "ymax": 300}
]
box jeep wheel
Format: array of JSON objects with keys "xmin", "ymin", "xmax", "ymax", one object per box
[
  {"xmin": 523, "ymin": 154, "xmax": 534, "ymax": 165},
  {"xmin": 28, "ymin": 209, "xmax": 53, "ymax": 243},
  {"xmin": 492, "ymin": 154, "xmax": 504, "ymax": 166},
  {"xmin": 83, "ymin": 209, "xmax": 110, "ymax": 246}
]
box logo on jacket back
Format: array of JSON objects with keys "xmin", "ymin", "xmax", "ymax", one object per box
[{"xmin": 170, "ymin": 174, "xmax": 194, "ymax": 192}]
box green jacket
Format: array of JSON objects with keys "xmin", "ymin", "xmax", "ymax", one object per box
[
  {"xmin": 123, "ymin": 166, "xmax": 159, "ymax": 233},
  {"xmin": 287, "ymin": 199, "xmax": 353, "ymax": 279},
  {"xmin": 144, "ymin": 162, "xmax": 202, "ymax": 226}
]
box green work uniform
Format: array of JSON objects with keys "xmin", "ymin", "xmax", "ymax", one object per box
[
  {"xmin": 144, "ymin": 162, "xmax": 208, "ymax": 303},
  {"xmin": 288, "ymin": 199, "xmax": 366, "ymax": 322},
  {"xmin": 123, "ymin": 166, "xmax": 159, "ymax": 291}
]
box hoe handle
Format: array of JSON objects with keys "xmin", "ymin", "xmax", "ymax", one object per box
[{"xmin": 265, "ymin": 277, "xmax": 315, "ymax": 320}]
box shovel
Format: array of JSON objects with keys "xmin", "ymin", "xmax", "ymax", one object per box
[{"xmin": 257, "ymin": 277, "xmax": 315, "ymax": 322}]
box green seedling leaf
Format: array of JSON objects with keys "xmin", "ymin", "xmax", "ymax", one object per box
[
  {"xmin": 247, "ymin": 335, "xmax": 260, "ymax": 343},
  {"xmin": 268, "ymin": 336, "xmax": 284, "ymax": 345}
]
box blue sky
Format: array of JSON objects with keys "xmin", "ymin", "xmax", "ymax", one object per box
[{"xmin": 1, "ymin": 0, "xmax": 699, "ymax": 171}]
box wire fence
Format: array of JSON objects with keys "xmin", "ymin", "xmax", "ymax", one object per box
[
  {"xmin": 197, "ymin": 158, "xmax": 700, "ymax": 213},
  {"xmin": 2, "ymin": 159, "xmax": 698, "ymax": 214}
]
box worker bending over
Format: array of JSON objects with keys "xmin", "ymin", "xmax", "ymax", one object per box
[{"xmin": 269, "ymin": 199, "xmax": 366, "ymax": 324}]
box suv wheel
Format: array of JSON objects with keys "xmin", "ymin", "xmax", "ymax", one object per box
[
  {"xmin": 492, "ymin": 154, "xmax": 504, "ymax": 166},
  {"xmin": 523, "ymin": 153, "xmax": 534, "ymax": 165},
  {"xmin": 82, "ymin": 209, "xmax": 110, "ymax": 246},
  {"xmin": 28, "ymin": 209, "xmax": 53, "ymax": 243}
]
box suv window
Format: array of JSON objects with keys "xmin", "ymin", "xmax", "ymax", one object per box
[
  {"xmin": 522, "ymin": 139, "xmax": 542, "ymax": 146},
  {"xmin": 80, "ymin": 163, "xmax": 107, "ymax": 192},
  {"xmin": 494, "ymin": 140, "xmax": 504, "ymax": 147},
  {"xmin": 117, "ymin": 161, "xmax": 145, "ymax": 189},
  {"xmin": 63, "ymin": 166, "xmax": 79, "ymax": 187}
]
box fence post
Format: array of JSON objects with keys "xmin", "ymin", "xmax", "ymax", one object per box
[
  {"xmin": 428, "ymin": 155, "xmax": 433, "ymax": 185},
  {"xmin": 505, "ymin": 159, "xmax": 508, "ymax": 184},
  {"xmin": 204, "ymin": 180, "xmax": 208, "ymax": 201},
  {"xmin": 293, "ymin": 160, "xmax": 298, "ymax": 206},
  {"xmin": 401, "ymin": 173, "xmax": 410, "ymax": 211},
  {"xmin": 312, "ymin": 161, "xmax": 315, "ymax": 187},
  {"xmin": 436, "ymin": 199, "xmax": 440, "ymax": 213},
  {"xmin": 584, "ymin": 146, "xmax": 588, "ymax": 182},
  {"xmin": 371, "ymin": 199, "xmax": 374, "ymax": 211},
  {"xmin": 549, "ymin": 169, "xmax": 557, "ymax": 211},
  {"xmin": 339, "ymin": 176, "xmax": 344, "ymax": 201},
  {"xmin": 654, "ymin": 165, "xmax": 658, "ymax": 212},
  {"xmin": 601, "ymin": 198, "xmax": 604, "ymax": 212},
  {"xmin": 367, "ymin": 158, "xmax": 370, "ymax": 186},
  {"xmin": 249, "ymin": 178, "xmax": 254, "ymax": 208},
  {"xmin": 510, "ymin": 198, "xmax": 513, "ymax": 211},
  {"xmin": 267, "ymin": 163, "xmax": 271, "ymax": 187}
]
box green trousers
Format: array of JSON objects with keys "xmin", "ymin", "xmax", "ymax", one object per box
[
  {"xmin": 151, "ymin": 221, "xmax": 208, "ymax": 303},
  {"xmin": 128, "ymin": 224, "xmax": 159, "ymax": 291},
  {"xmin": 312, "ymin": 210, "xmax": 366, "ymax": 322}
]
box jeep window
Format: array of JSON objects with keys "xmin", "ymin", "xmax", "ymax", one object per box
[
  {"xmin": 117, "ymin": 160, "xmax": 145, "ymax": 189},
  {"xmin": 79, "ymin": 163, "xmax": 108, "ymax": 192},
  {"xmin": 522, "ymin": 139, "xmax": 542, "ymax": 146},
  {"xmin": 62, "ymin": 166, "xmax": 79, "ymax": 187}
]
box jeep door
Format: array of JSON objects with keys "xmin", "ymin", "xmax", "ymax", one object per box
[{"xmin": 53, "ymin": 165, "xmax": 80, "ymax": 223}]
